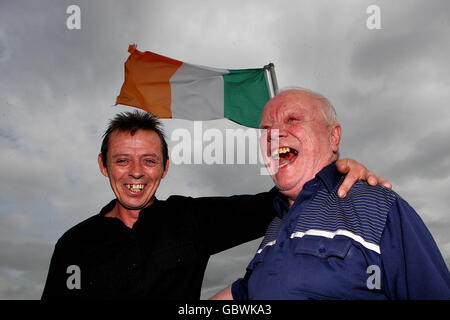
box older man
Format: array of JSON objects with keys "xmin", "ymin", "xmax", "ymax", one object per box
[{"xmin": 212, "ymin": 88, "xmax": 449, "ymax": 300}]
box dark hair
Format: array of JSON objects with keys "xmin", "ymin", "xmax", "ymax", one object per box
[{"xmin": 100, "ymin": 110, "xmax": 169, "ymax": 170}]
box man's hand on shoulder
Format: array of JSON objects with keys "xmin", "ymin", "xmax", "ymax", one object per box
[{"xmin": 336, "ymin": 158, "xmax": 392, "ymax": 198}]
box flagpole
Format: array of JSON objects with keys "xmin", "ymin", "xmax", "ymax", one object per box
[
  {"xmin": 268, "ymin": 63, "xmax": 279, "ymax": 96},
  {"xmin": 264, "ymin": 63, "xmax": 279, "ymax": 98}
]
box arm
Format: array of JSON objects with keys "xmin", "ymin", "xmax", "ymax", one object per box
[
  {"xmin": 210, "ymin": 277, "xmax": 250, "ymax": 300},
  {"xmin": 336, "ymin": 158, "xmax": 392, "ymax": 198},
  {"xmin": 41, "ymin": 240, "xmax": 68, "ymax": 300},
  {"xmin": 185, "ymin": 187, "xmax": 279, "ymax": 255},
  {"xmin": 187, "ymin": 159, "xmax": 388, "ymax": 255},
  {"xmin": 380, "ymin": 198, "xmax": 450, "ymax": 299},
  {"xmin": 210, "ymin": 284, "xmax": 233, "ymax": 300}
]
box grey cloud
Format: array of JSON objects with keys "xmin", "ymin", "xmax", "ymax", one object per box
[
  {"xmin": 0, "ymin": 240, "xmax": 53, "ymax": 299},
  {"xmin": 0, "ymin": 0, "xmax": 449, "ymax": 300},
  {"xmin": 201, "ymin": 238, "xmax": 261, "ymax": 299},
  {"xmin": 386, "ymin": 128, "xmax": 450, "ymax": 182}
]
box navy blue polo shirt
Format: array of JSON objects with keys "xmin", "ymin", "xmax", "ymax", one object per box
[{"xmin": 232, "ymin": 162, "xmax": 450, "ymax": 300}]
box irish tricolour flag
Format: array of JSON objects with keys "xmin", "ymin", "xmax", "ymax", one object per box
[{"xmin": 116, "ymin": 45, "xmax": 271, "ymax": 128}]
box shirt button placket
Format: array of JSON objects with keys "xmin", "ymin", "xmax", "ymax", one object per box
[{"xmin": 128, "ymin": 230, "xmax": 141, "ymax": 275}]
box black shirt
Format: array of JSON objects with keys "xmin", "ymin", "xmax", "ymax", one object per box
[{"xmin": 41, "ymin": 190, "xmax": 277, "ymax": 300}]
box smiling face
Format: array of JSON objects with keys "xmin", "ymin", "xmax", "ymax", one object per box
[
  {"xmin": 260, "ymin": 89, "xmax": 341, "ymax": 206},
  {"xmin": 98, "ymin": 129, "xmax": 169, "ymax": 215}
]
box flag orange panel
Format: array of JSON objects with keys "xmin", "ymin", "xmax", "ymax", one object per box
[{"xmin": 116, "ymin": 45, "xmax": 182, "ymax": 118}]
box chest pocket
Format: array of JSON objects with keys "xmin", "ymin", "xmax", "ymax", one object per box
[
  {"xmin": 294, "ymin": 236, "xmax": 351, "ymax": 258},
  {"xmin": 284, "ymin": 236, "xmax": 366, "ymax": 299}
]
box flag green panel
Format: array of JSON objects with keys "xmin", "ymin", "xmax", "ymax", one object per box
[{"xmin": 223, "ymin": 69, "xmax": 270, "ymax": 128}]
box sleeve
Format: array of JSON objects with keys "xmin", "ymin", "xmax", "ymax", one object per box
[
  {"xmin": 41, "ymin": 240, "xmax": 68, "ymax": 300},
  {"xmin": 380, "ymin": 198, "xmax": 450, "ymax": 299},
  {"xmin": 186, "ymin": 187, "xmax": 278, "ymax": 255},
  {"xmin": 231, "ymin": 276, "xmax": 250, "ymax": 301}
]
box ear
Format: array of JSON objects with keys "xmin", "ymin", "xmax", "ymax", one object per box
[
  {"xmin": 98, "ymin": 153, "xmax": 109, "ymax": 178},
  {"xmin": 161, "ymin": 157, "xmax": 170, "ymax": 179},
  {"xmin": 330, "ymin": 124, "xmax": 342, "ymax": 153}
]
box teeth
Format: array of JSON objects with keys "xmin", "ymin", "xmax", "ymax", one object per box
[
  {"xmin": 126, "ymin": 184, "xmax": 145, "ymax": 192},
  {"xmin": 271, "ymin": 147, "xmax": 291, "ymax": 159}
]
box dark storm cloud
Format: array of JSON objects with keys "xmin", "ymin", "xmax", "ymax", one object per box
[
  {"xmin": 387, "ymin": 128, "xmax": 450, "ymax": 182},
  {"xmin": 351, "ymin": 2, "xmax": 450, "ymax": 80},
  {"xmin": 0, "ymin": 0, "xmax": 449, "ymax": 299}
]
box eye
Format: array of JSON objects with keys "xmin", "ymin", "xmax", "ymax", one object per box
[
  {"xmin": 116, "ymin": 159, "xmax": 128, "ymax": 165},
  {"xmin": 145, "ymin": 159, "xmax": 157, "ymax": 165},
  {"xmin": 288, "ymin": 117, "xmax": 299, "ymax": 122}
]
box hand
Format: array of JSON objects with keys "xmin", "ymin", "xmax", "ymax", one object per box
[
  {"xmin": 209, "ymin": 284, "xmax": 233, "ymax": 300},
  {"xmin": 335, "ymin": 159, "xmax": 392, "ymax": 198}
]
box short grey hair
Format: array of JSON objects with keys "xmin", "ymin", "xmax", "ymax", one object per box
[
  {"xmin": 278, "ymin": 87, "xmax": 339, "ymax": 126},
  {"xmin": 277, "ymin": 87, "xmax": 340, "ymax": 160}
]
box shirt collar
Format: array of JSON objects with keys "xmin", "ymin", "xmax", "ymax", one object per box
[
  {"xmin": 99, "ymin": 197, "xmax": 160, "ymax": 218},
  {"xmin": 99, "ymin": 199, "xmax": 117, "ymax": 217},
  {"xmin": 316, "ymin": 161, "xmax": 342, "ymax": 193},
  {"xmin": 273, "ymin": 161, "xmax": 342, "ymax": 217}
]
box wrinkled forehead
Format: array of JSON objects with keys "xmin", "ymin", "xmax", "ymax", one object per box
[{"xmin": 261, "ymin": 91, "xmax": 322, "ymax": 123}]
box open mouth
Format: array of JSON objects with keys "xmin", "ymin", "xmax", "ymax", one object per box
[
  {"xmin": 125, "ymin": 184, "xmax": 146, "ymax": 193},
  {"xmin": 271, "ymin": 147, "xmax": 298, "ymax": 168}
]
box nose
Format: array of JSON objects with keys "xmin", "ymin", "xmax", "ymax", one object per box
[
  {"xmin": 266, "ymin": 123, "xmax": 287, "ymax": 143},
  {"xmin": 262, "ymin": 125, "xmax": 285, "ymax": 157},
  {"xmin": 129, "ymin": 160, "xmax": 144, "ymax": 179}
]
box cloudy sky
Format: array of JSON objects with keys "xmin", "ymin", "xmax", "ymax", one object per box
[{"xmin": 0, "ymin": 0, "xmax": 449, "ymax": 299}]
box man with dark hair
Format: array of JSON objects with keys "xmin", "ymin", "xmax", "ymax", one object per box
[
  {"xmin": 100, "ymin": 111, "xmax": 169, "ymax": 171},
  {"xmin": 42, "ymin": 110, "xmax": 390, "ymax": 299}
]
